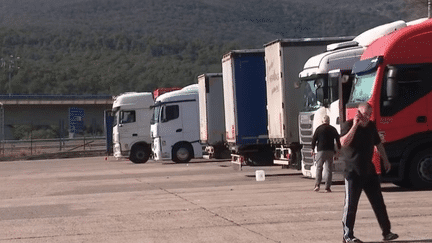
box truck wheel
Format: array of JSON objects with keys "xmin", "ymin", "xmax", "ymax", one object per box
[
  {"xmin": 129, "ymin": 145, "xmax": 151, "ymax": 164},
  {"xmin": 408, "ymin": 149, "xmax": 432, "ymax": 188},
  {"xmin": 172, "ymin": 143, "xmax": 193, "ymax": 163}
]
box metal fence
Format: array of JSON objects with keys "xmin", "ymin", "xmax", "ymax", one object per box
[{"xmin": 0, "ymin": 136, "xmax": 108, "ymax": 160}]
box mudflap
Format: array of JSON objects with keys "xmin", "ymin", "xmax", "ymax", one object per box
[{"xmin": 231, "ymin": 154, "xmax": 245, "ymax": 171}]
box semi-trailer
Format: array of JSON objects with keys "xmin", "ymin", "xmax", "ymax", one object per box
[
  {"xmin": 263, "ymin": 37, "xmax": 354, "ymax": 168},
  {"xmin": 197, "ymin": 73, "xmax": 230, "ymax": 159},
  {"xmin": 222, "ymin": 49, "xmax": 273, "ymax": 167}
]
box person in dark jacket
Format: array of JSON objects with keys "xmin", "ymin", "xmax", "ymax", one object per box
[
  {"xmin": 311, "ymin": 115, "xmax": 341, "ymax": 192},
  {"xmin": 340, "ymin": 103, "xmax": 398, "ymax": 243}
]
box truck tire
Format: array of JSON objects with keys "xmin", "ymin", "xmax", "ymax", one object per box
[
  {"xmin": 129, "ymin": 144, "xmax": 151, "ymax": 164},
  {"xmin": 172, "ymin": 143, "xmax": 193, "ymax": 163},
  {"xmin": 408, "ymin": 149, "xmax": 432, "ymax": 188}
]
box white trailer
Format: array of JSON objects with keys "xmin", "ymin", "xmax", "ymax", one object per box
[
  {"xmin": 264, "ymin": 37, "xmax": 353, "ymax": 168},
  {"xmin": 297, "ymin": 19, "xmax": 426, "ymax": 178},
  {"xmin": 151, "ymin": 84, "xmax": 203, "ymax": 163},
  {"xmin": 112, "ymin": 92, "xmax": 154, "ymax": 163},
  {"xmin": 198, "ymin": 73, "xmax": 230, "ymax": 159}
]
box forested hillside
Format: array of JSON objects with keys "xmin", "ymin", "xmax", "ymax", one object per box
[{"xmin": 0, "ymin": 0, "xmax": 425, "ymax": 95}]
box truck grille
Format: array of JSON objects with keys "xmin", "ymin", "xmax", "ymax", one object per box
[
  {"xmin": 300, "ymin": 130, "xmax": 313, "ymax": 136},
  {"xmin": 300, "ymin": 123, "xmax": 312, "ymax": 129},
  {"xmin": 299, "ymin": 112, "xmax": 314, "ymax": 167}
]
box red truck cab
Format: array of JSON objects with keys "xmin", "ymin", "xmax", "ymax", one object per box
[
  {"xmin": 153, "ymin": 87, "xmax": 181, "ymax": 100},
  {"xmin": 347, "ymin": 19, "xmax": 432, "ymax": 188}
]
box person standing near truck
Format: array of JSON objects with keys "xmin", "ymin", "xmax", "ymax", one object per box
[
  {"xmin": 311, "ymin": 115, "xmax": 341, "ymax": 192},
  {"xmin": 340, "ymin": 103, "xmax": 398, "ymax": 243}
]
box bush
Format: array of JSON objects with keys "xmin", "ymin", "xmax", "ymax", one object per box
[{"xmin": 12, "ymin": 125, "xmax": 59, "ymax": 140}]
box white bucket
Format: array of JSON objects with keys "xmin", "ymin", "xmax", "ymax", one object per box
[{"xmin": 255, "ymin": 170, "xmax": 265, "ymax": 181}]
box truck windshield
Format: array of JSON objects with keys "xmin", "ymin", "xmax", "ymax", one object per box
[
  {"xmin": 151, "ymin": 105, "xmax": 161, "ymax": 124},
  {"xmin": 302, "ymin": 79, "xmax": 322, "ymax": 111},
  {"xmin": 349, "ymin": 72, "xmax": 376, "ymax": 103}
]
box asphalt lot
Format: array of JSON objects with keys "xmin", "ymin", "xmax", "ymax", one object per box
[{"xmin": 0, "ymin": 157, "xmax": 431, "ymax": 243}]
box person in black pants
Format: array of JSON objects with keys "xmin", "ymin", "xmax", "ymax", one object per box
[
  {"xmin": 339, "ymin": 103, "xmax": 398, "ymax": 243},
  {"xmin": 311, "ymin": 115, "xmax": 341, "ymax": 192}
]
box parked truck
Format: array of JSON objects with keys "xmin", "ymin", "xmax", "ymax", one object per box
[
  {"xmin": 151, "ymin": 84, "xmax": 203, "ymax": 163},
  {"xmin": 222, "ymin": 49, "xmax": 273, "ymax": 167},
  {"xmin": 297, "ymin": 20, "xmax": 420, "ymax": 178},
  {"xmin": 153, "ymin": 87, "xmax": 181, "ymax": 100},
  {"xmin": 338, "ymin": 18, "xmax": 432, "ymax": 188},
  {"xmin": 198, "ymin": 73, "xmax": 230, "ymax": 159},
  {"xmin": 112, "ymin": 92, "xmax": 154, "ymax": 163},
  {"xmin": 264, "ymin": 37, "xmax": 354, "ymax": 168}
]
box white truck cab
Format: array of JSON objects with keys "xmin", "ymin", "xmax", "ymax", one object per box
[
  {"xmin": 151, "ymin": 84, "xmax": 203, "ymax": 163},
  {"xmin": 112, "ymin": 92, "xmax": 154, "ymax": 163}
]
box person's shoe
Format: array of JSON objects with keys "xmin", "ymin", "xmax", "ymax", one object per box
[
  {"xmin": 325, "ymin": 188, "xmax": 332, "ymax": 193},
  {"xmin": 383, "ymin": 232, "xmax": 399, "ymax": 241},
  {"xmin": 313, "ymin": 186, "xmax": 320, "ymax": 192},
  {"xmin": 343, "ymin": 237, "xmax": 363, "ymax": 243}
]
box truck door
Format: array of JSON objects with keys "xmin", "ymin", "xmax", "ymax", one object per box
[
  {"xmin": 379, "ymin": 64, "xmax": 432, "ymax": 142},
  {"xmin": 118, "ymin": 110, "xmax": 137, "ymax": 144},
  {"xmin": 428, "ymin": 88, "xmax": 432, "ymax": 131},
  {"xmin": 181, "ymin": 100, "xmax": 199, "ymax": 142},
  {"xmin": 160, "ymin": 104, "xmax": 183, "ymax": 143}
]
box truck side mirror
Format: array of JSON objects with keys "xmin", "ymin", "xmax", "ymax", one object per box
[
  {"xmin": 315, "ymin": 78, "xmax": 327, "ymax": 107},
  {"xmin": 341, "ymin": 75, "xmax": 350, "ymax": 84},
  {"xmin": 385, "ymin": 67, "xmax": 399, "ymax": 106},
  {"xmin": 314, "ymin": 79, "xmax": 323, "ymax": 88},
  {"xmin": 316, "ymin": 87, "xmax": 324, "ymax": 105},
  {"xmin": 323, "ymin": 98, "xmax": 330, "ymax": 107}
]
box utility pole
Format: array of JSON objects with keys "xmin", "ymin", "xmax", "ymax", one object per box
[
  {"xmin": 0, "ymin": 55, "xmax": 20, "ymax": 96},
  {"xmin": 429, "ymin": 0, "xmax": 431, "ymax": 18},
  {"xmin": 0, "ymin": 102, "xmax": 3, "ymax": 155}
]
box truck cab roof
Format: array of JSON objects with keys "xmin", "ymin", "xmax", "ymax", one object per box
[
  {"xmin": 112, "ymin": 92, "xmax": 153, "ymax": 110},
  {"xmin": 264, "ymin": 37, "xmax": 354, "ymax": 48},
  {"xmin": 352, "ymin": 20, "xmax": 407, "ymax": 47},
  {"xmin": 299, "ymin": 46, "xmax": 364, "ymax": 80},
  {"xmin": 360, "ymin": 18, "xmax": 432, "ymax": 63},
  {"xmin": 299, "ymin": 19, "xmax": 417, "ymax": 80},
  {"xmin": 154, "ymin": 84, "xmax": 198, "ymax": 104}
]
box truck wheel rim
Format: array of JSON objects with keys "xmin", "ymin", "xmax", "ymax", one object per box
[
  {"xmin": 418, "ymin": 156, "xmax": 432, "ymax": 182},
  {"xmin": 177, "ymin": 148, "xmax": 189, "ymax": 161},
  {"xmin": 136, "ymin": 150, "xmax": 146, "ymax": 160}
]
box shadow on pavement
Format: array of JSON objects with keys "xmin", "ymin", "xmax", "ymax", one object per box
[
  {"xmin": 380, "ymin": 186, "xmax": 432, "ymax": 193},
  {"xmin": 365, "ymin": 240, "xmax": 432, "ymax": 243},
  {"xmin": 161, "ymin": 159, "xmax": 231, "ymax": 165},
  {"xmin": 245, "ymin": 173, "xmax": 302, "ymax": 177},
  {"xmin": 330, "ymin": 180, "xmax": 346, "ymax": 185}
]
